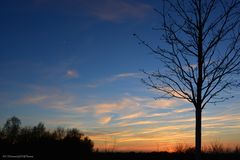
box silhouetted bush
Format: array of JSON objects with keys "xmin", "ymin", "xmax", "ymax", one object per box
[
  {"xmin": 0, "ymin": 116, "xmax": 94, "ymax": 159},
  {"xmin": 208, "ymin": 141, "xmax": 225, "ymax": 153},
  {"xmin": 234, "ymin": 145, "xmax": 240, "ymax": 153}
]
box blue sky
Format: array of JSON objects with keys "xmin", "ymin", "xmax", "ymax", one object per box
[{"xmin": 0, "ymin": 0, "xmax": 240, "ymax": 151}]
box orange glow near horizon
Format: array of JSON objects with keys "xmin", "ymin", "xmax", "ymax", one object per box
[
  {"xmin": 90, "ymin": 128, "xmax": 240, "ymax": 152},
  {"xmin": 93, "ymin": 139, "xmax": 239, "ymax": 152}
]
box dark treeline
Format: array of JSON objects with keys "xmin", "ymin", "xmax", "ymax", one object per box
[{"xmin": 0, "ymin": 116, "xmax": 94, "ymax": 159}]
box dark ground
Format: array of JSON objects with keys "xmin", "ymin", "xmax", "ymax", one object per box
[
  {"xmin": 92, "ymin": 152, "xmax": 240, "ymax": 160},
  {"xmin": 1, "ymin": 146, "xmax": 240, "ymax": 160}
]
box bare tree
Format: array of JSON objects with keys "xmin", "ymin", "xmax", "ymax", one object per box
[{"xmin": 134, "ymin": 0, "xmax": 240, "ymax": 160}]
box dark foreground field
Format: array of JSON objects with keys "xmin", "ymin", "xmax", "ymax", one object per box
[
  {"xmin": 1, "ymin": 145, "xmax": 240, "ymax": 160},
  {"xmin": 92, "ymin": 152, "xmax": 240, "ymax": 160}
]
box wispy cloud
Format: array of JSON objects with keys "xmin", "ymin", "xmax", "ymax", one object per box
[
  {"xmin": 174, "ymin": 108, "xmax": 194, "ymax": 113},
  {"xmin": 144, "ymin": 112, "xmax": 172, "ymax": 118},
  {"xmin": 86, "ymin": 72, "xmax": 141, "ymax": 88},
  {"xmin": 19, "ymin": 95, "xmax": 49, "ymax": 104},
  {"xmin": 67, "ymin": 96, "xmax": 185, "ymax": 122},
  {"xmin": 202, "ymin": 114, "xmax": 240, "ymax": 122},
  {"xmin": 66, "ymin": 69, "xmax": 79, "ymax": 78},
  {"xmin": 117, "ymin": 112, "xmax": 144, "ymax": 120},
  {"xmin": 93, "ymin": 97, "xmax": 143, "ymax": 116},
  {"xmin": 147, "ymin": 99, "xmax": 180, "ymax": 109},
  {"xmin": 71, "ymin": 106, "xmax": 91, "ymax": 113},
  {"xmin": 99, "ymin": 116, "xmax": 112, "ymax": 124},
  {"xmin": 82, "ymin": 0, "xmax": 152, "ymax": 22},
  {"xmin": 16, "ymin": 86, "xmax": 75, "ymax": 110},
  {"xmin": 108, "ymin": 72, "xmax": 141, "ymax": 82},
  {"xmin": 80, "ymin": 96, "xmax": 181, "ymax": 118},
  {"xmin": 95, "ymin": 103, "xmax": 121, "ymax": 114},
  {"xmin": 119, "ymin": 120, "xmax": 158, "ymax": 127},
  {"xmin": 169, "ymin": 118, "xmax": 195, "ymax": 123},
  {"xmin": 140, "ymin": 124, "xmax": 194, "ymax": 135}
]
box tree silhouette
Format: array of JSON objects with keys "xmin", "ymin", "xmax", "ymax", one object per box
[
  {"xmin": 134, "ymin": 0, "xmax": 240, "ymax": 160},
  {"xmin": 65, "ymin": 128, "xmax": 83, "ymax": 140},
  {"xmin": 52, "ymin": 127, "xmax": 65, "ymax": 140},
  {"xmin": 33, "ymin": 122, "xmax": 46, "ymax": 137},
  {"xmin": 0, "ymin": 116, "xmax": 94, "ymax": 159},
  {"xmin": 2, "ymin": 116, "xmax": 21, "ymax": 144}
]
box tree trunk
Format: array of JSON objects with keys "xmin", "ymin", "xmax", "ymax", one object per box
[{"xmin": 195, "ymin": 107, "xmax": 202, "ymax": 160}]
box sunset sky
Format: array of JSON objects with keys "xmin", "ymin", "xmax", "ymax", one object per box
[{"xmin": 0, "ymin": 0, "xmax": 240, "ymax": 151}]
